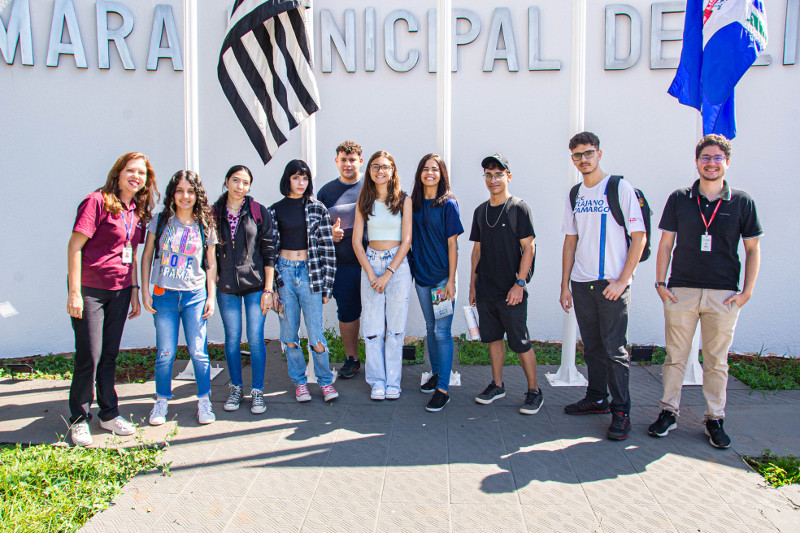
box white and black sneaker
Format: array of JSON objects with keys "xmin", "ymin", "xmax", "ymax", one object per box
[
  {"xmin": 420, "ymin": 374, "xmax": 438, "ymax": 394},
  {"xmin": 250, "ymin": 389, "xmax": 267, "ymax": 414},
  {"xmin": 475, "ymin": 381, "xmax": 506, "ymax": 405},
  {"xmin": 519, "ymin": 388, "xmax": 544, "ymax": 415},
  {"xmin": 224, "ymin": 384, "xmax": 243, "ymax": 411},
  {"xmin": 426, "ymin": 390, "xmax": 450, "ymax": 412},
  {"xmin": 648, "ymin": 410, "xmax": 677, "ymax": 437}
]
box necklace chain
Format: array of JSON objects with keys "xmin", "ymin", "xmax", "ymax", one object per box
[{"xmin": 485, "ymin": 197, "xmax": 510, "ymax": 228}]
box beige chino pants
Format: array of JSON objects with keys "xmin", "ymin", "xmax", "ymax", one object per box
[{"xmin": 659, "ymin": 287, "xmax": 741, "ymax": 420}]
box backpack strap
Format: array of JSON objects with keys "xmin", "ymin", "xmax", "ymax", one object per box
[
  {"xmin": 606, "ymin": 175, "xmax": 626, "ymax": 228},
  {"xmin": 249, "ymin": 199, "xmax": 263, "ymax": 225},
  {"xmin": 569, "ymin": 183, "xmax": 581, "ymax": 211},
  {"xmin": 506, "ymin": 196, "xmax": 521, "ymax": 240}
]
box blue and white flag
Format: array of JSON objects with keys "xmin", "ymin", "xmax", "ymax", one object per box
[
  {"xmin": 668, "ymin": 0, "xmax": 768, "ymax": 139},
  {"xmin": 218, "ymin": 0, "xmax": 321, "ymax": 165}
]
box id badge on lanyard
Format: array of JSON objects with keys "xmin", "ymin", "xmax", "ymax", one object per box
[
  {"xmin": 698, "ymin": 196, "xmax": 721, "ymax": 253},
  {"xmin": 121, "ymin": 209, "xmax": 134, "ymax": 264}
]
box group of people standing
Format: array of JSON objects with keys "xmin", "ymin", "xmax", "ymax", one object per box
[{"xmin": 65, "ymin": 132, "xmax": 761, "ymax": 452}]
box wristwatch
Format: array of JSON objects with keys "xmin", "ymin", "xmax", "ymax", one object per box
[
  {"xmin": 515, "ymin": 279, "xmax": 526, "ymax": 288},
  {"xmin": 655, "ymin": 282, "xmax": 666, "ymax": 289}
]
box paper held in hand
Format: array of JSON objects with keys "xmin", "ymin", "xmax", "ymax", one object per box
[{"xmin": 432, "ymin": 283, "xmax": 453, "ymax": 319}]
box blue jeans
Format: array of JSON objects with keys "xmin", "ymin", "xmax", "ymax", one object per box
[
  {"xmin": 152, "ymin": 288, "xmax": 211, "ymax": 399},
  {"xmin": 415, "ymin": 279, "xmax": 455, "ymax": 392},
  {"xmin": 276, "ymin": 257, "xmax": 333, "ymax": 387},
  {"xmin": 361, "ymin": 246, "xmax": 412, "ymax": 391},
  {"xmin": 217, "ymin": 290, "xmax": 267, "ymax": 390}
]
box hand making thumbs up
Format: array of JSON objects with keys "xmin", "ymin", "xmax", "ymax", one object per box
[{"xmin": 332, "ymin": 218, "xmax": 344, "ymax": 242}]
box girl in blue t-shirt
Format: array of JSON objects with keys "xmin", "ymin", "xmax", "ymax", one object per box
[{"xmin": 410, "ymin": 154, "xmax": 464, "ymax": 412}]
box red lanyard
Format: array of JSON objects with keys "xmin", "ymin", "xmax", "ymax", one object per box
[{"xmin": 697, "ymin": 196, "xmax": 722, "ymax": 235}]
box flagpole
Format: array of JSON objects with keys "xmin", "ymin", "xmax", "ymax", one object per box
[
  {"xmin": 436, "ymin": 0, "xmax": 452, "ymax": 162},
  {"xmin": 547, "ymin": 0, "xmax": 589, "ymax": 387},
  {"xmin": 301, "ymin": 0, "xmax": 317, "ymax": 178}
]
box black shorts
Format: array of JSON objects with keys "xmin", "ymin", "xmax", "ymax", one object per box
[
  {"xmin": 331, "ymin": 265, "xmax": 362, "ymax": 323},
  {"xmin": 476, "ymin": 296, "xmax": 531, "ymax": 353}
]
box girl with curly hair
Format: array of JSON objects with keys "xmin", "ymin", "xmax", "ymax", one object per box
[
  {"xmin": 141, "ymin": 170, "xmax": 218, "ymax": 425},
  {"xmin": 67, "ymin": 152, "xmax": 159, "ymax": 446}
]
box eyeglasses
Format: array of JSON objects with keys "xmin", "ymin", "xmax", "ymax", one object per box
[
  {"xmin": 698, "ymin": 155, "xmax": 727, "ymax": 164},
  {"xmin": 571, "ymin": 150, "xmax": 596, "ymax": 161},
  {"xmin": 483, "ymin": 171, "xmax": 507, "ymax": 181},
  {"xmin": 370, "ymin": 164, "xmax": 393, "ymax": 173}
]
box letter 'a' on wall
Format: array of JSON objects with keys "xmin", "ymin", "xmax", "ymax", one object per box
[
  {"xmin": 97, "ymin": 1, "xmax": 135, "ymax": 70},
  {"xmin": 147, "ymin": 4, "xmax": 182, "ymax": 71},
  {"xmin": 484, "ymin": 7, "xmax": 519, "ymax": 72},
  {"xmin": 47, "ymin": 0, "xmax": 88, "ymax": 68},
  {"xmin": 605, "ymin": 4, "xmax": 641, "ymax": 70},
  {"xmin": 0, "ymin": 0, "xmax": 33, "ymax": 65}
]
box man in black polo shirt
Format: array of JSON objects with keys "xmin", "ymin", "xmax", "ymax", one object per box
[{"xmin": 649, "ymin": 134, "xmax": 762, "ymax": 449}]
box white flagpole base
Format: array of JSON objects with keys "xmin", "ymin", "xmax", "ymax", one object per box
[
  {"xmin": 548, "ymin": 311, "xmax": 589, "ymax": 387},
  {"xmin": 546, "ymin": 364, "xmax": 588, "ymax": 387},
  {"xmin": 682, "ymin": 327, "xmax": 703, "ymax": 385},
  {"xmin": 175, "ymin": 360, "xmax": 224, "ymax": 381},
  {"xmin": 421, "ymin": 370, "xmax": 461, "ymax": 387}
]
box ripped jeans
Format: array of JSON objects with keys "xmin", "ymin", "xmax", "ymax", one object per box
[
  {"xmin": 276, "ymin": 257, "xmax": 333, "ymax": 387},
  {"xmin": 361, "ymin": 246, "xmax": 412, "ymax": 391}
]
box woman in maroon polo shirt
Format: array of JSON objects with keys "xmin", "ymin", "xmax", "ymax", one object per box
[{"xmin": 66, "ymin": 152, "xmax": 159, "ymax": 446}]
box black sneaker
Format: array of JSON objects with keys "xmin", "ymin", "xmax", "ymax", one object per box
[
  {"xmin": 607, "ymin": 411, "xmax": 631, "ymax": 440},
  {"xmin": 475, "ymin": 381, "xmax": 505, "ymax": 405},
  {"xmin": 420, "ymin": 373, "xmax": 438, "ymax": 394},
  {"xmin": 648, "ymin": 410, "xmax": 677, "ymax": 437},
  {"xmin": 338, "ymin": 357, "xmax": 360, "ymax": 379},
  {"xmin": 426, "ymin": 389, "xmax": 450, "ymax": 412},
  {"xmin": 564, "ymin": 397, "xmax": 610, "ymax": 415},
  {"xmin": 519, "ymin": 388, "xmax": 544, "ymax": 415},
  {"xmin": 705, "ymin": 419, "xmax": 731, "ymax": 449}
]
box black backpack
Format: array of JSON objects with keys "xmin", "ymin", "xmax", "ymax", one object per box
[
  {"xmin": 476, "ymin": 196, "xmax": 535, "ymax": 283},
  {"xmin": 569, "ymin": 175, "xmax": 652, "ymax": 261}
]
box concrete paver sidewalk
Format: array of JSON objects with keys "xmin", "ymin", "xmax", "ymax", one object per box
[{"xmin": 2, "ymin": 344, "xmax": 798, "ymax": 532}]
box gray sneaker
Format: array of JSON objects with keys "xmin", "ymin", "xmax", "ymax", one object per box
[
  {"xmin": 224, "ymin": 384, "xmax": 243, "ymax": 411},
  {"xmin": 475, "ymin": 381, "xmax": 506, "ymax": 405},
  {"xmin": 250, "ymin": 389, "xmax": 267, "ymax": 414}
]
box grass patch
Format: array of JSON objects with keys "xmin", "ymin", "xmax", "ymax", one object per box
[
  {"xmin": 0, "ymin": 441, "xmax": 170, "ymax": 533},
  {"xmin": 290, "ymin": 329, "xmax": 424, "ymax": 365},
  {"xmin": 456, "ymin": 335, "xmax": 581, "ymax": 366},
  {"xmin": 744, "ymin": 449, "xmax": 800, "ymax": 488},
  {"xmin": 729, "ymin": 353, "xmax": 800, "ymax": 390}
]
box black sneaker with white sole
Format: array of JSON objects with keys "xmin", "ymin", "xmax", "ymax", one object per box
[
  {"xmin": 519, "ymin": 388, "xmax": 544, "ymax": 415},
  {"xmin": 475, "ymin": 381, "xmax": 505, "ymax": 405},
  {"xmin": 426, "ymin": 389, "xmax": 450, "ymax": 412},
  {"xmin": 705, "ymin": 419, "xmax": 731, "ymax": 449},
  {"xmin": 564, "ymin": 396, "xmax": 610, "ymax": 415},
  {"xmin": 648, "ymin": 410, "xmax": 677, "ymax": 437},
  {"xmin": 338, "ymin": 357, "xmax": 360, "ymax": 379},
  {"xmin": 607, "ymin": 411, "xmax": 631, "ymax": 440},
  {"xmin": 420, "ymin": 373, "xmax": 438, "ymax": 394}
]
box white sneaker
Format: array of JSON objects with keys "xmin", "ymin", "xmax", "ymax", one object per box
[
  {"xmin": 70, "ymin": 421, "xmax": 93, "ymax": 447},
  {"xmin": 99, "ymin": 416, "xmax": 136, "ymax": 436},
  {"xmin": 198, "ymin": 396, "xmax": 216, "ymax": 424},
  {"xmin": 385, "ymin": 387, "xmax": 401, "ymax": 400},
  {"xmin": 371, "ymin": 387, "xmax": 386, "ymax": 401},
  {"xmin": 149, "ymin": 398, "xmax": 169, "ymax": 426}
]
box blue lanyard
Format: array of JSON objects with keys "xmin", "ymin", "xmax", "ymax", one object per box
[{"xmin": 121, "ymin": 208, "xmax": 133, "ymax": 244}]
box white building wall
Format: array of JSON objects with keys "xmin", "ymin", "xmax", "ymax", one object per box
[{"xmin": 0, "ymin": 0, "xmax": 797, "ymax": 358}]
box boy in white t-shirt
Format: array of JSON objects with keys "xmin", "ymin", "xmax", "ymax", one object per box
[{"xmin": 559, "ymin": 132, "xmax": 647, "ymax": 441}]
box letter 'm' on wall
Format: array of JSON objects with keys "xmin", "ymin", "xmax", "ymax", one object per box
[
  {"xmin": 0, "ymin": 0, "xmax": 34, "ymax": 65},
  {"xmin": 147, "ymin": 4, "xmax": 182, "ymax": 71},
  {"xmin": 483, "ymin": 7, "xmax": 518, "ymax": 72},
  {"xmin": 320, "ymin": 9, "xmax": 355, "ymax": 73},
  {"xmin": 529, "ymin": 6, "xmax": 560, "ymax": 70},
  {"xmin": 605, "ymin": 4, "xmax": 641, "ymax": 70},
  {"xmin": 97, "ymin": 1, "xmax": 135, "ymax": 70},
  {"xmin": 47, "ymin": 0, "xmax": 87, "ymax": 68},
  {"xmin": 785, "ymin": 0, "xmax": 799, "ymax": 65},
  {"xmin": 385, "ymin": 9, "xmax": 419, "ymax": 72}
]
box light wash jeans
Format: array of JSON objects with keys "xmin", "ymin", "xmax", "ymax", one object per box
[
  {"xmin": 153, "ymin": 288, "xmax": 211, "ymax": 399},
  {"xmin": 217, "ymin": 290, "xmax": 267, "ymax": 391},
  {"xmin": 276, "ymin": 257, "xmax": 333, "ymax": 387},
  {"xmin": 415, "ymin": 278, "xmax": 456, "ymax": 392},
  {"xmin": 361, "ymin": 246, "xmax": 412, "ymax": 391}
]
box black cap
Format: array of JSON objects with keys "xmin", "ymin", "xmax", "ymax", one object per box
[{"xmin": 481, "ymin": 153, "xmax": 510, "ymax": 172}]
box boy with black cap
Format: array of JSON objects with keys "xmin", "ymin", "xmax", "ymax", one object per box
[{"xmin": 469, "ymin": 154, "xmax": 543, "ymax": 414}]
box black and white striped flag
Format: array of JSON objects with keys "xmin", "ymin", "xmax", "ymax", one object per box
[{"xmin": 218, "ymin": 0, "xmax": 321, "ymax": 165}]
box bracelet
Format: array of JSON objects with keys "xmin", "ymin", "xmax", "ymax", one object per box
[
  {"xmin": 263, "ymin": 289, "xmax": 274, "ymax": 294},
  {"xmin": 387, "ymin": 266, "xmax": 395, "ymax": 274}
]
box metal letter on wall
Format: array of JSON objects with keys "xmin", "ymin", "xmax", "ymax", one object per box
[
  {"xmin": 384, "ymin": 9, "xmax": 419, "ymax": 72},
  {"xmin": 46, "ymin": 0, "xmax": 87, "ymax": 68},
  {"xmin": 454, "ymin": 9, "xmax": 480, "ymax": 72},
  {"xmin": 366, "ymin": 8, "xmax": 376, "ymax": 72},
  {"xmin": 785, "ymin": 0, "xmax": 799, "ymax": 65},
  {"xmin": 650, "ymin": 2, "xmax": 683, "ymax": 69},
  {"xmin": 147, "ymin": 4, "xmax": 182, "ymax": 71},
  {"xmin": 428, "ymin": 8, "xmax": 436, "ymax": 73},
  {"xmin": 320, "ymin": 9, "xmax": 355, "ymax": 73},
  {"xmin": 483, "ymin": 7, "xmax": 519, "ymax": 72},
  {"xmin": 528, "ymin": 6, "xmax": 560, "ymax": 70},
  {"xmin": 96, "ymin": 1, "xmax": 135, "ymax": 70},
  {"xmin": 0, "ymin": 0, "xmax": 34, "ymax": 65},
  {"xmin": 605, "ymin": 4, "xmax": 641, "ymax": 70}
]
